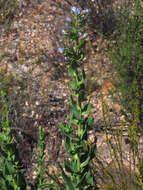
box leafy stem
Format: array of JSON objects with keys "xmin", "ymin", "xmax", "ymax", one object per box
[{"xmin": 58, "ymin": 6, "xmax": 97, "ymax": 190}]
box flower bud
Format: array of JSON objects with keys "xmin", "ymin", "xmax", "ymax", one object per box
[
  {"xmin": 58, "ymin": 47, "xmax": 64, "ymax": 53},
  {"xmin": 71, "ymin": 6, "xmax": 81, "ymax": 15}
]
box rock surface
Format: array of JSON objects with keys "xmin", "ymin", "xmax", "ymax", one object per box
[{"xmin": 0, "ymin": 0, "xmax": 142, "ymax": 189}]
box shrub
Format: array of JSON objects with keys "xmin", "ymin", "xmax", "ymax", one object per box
[
  {"xmin": 0, "ymin": 0, "xmax": 18, "ymax": 25},
  {"xmin": 0, "ymin": 90, "xmax": 26, "ymax": 190},
  {"xmin": 92, "ymin": 95, "xmax": 143, "ymax": 190},
  {"xmin": 109, "ymin": 0, "xmax": 143, "ymax": 127}
]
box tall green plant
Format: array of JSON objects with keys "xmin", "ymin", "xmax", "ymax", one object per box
[
  {"xmin": 58, "ymin": 6, "xmax": 97, "ymax": 190},
  {"xmin": 30, "ymin": 126, "xmax": 57, "ymax": 190},
  {"xmin": 0, "ymin": 90, "xmax": 26, "ymax": 190},
  {"xmin": 109, "ymin": 0, "xmax": 143, "ymax": 127}
]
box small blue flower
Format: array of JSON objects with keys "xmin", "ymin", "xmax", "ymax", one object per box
[
  {"xmin": 78, "ymin": 32, "xmax": 82, "ymax": 36},
  {"xmin": 83, "ymin": 33, "xmax": 87, "ymax": 38},
  {"xmin": 62, "ymin": 29, "xmax": 66, "ymax": 35},
  {"xmin": 66, "ymin": 17, "xmax": 71, "ymax": 22},
  {"xmin": 65, "ymin": 23, "xmax": 69, "ymax": 28},
  {"xmin": 58, "ymin": 47, "xmax": 64, "ymax": 53},
  {"xmin": 71, "ymin": 6, "xmax": 81, "ymax": 14},
  {"xmin": 81, "ymin": 15, "xmax": 86, "ymax": 21},
  {"xmin": 64, "ymin": 57, "xmax": 68, "ymax": 61},
  {"xmin": 83, "ymin": 8, "xmax": 89, "ymax": 13}
]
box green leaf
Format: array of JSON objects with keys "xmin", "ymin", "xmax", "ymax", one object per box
[
  {"xmin": 78, "ymin": 89, "xmax": 86, "ymax": 103},
  {"xmin": 65, "ymin": 47, "xmax": 75, "ymax": 58},
  {"xmin": 80, "ymin": 129, "xmax": 87, "ymax": 140},
  {"xmin": 59, "ymin": 123, "xmax": 74, "ymax": 136},
  {"xmin": 64, "ymin": 136, "xmax": 78, "ymax": 157},
  {"xmin": 57, "ymin": 163, "xmax": 74, "ymax": 190},
  {"xmin": 76, "ymin": 171, "xmax": 87, "ymax": 188},
  {"xmin": 79, "ymin": 39, "xmax": 86, "ymax": 49},
  {"xmin": 86, "ymin": 171, "xmax": 94, "ymax": 185},
  {"xmin": 69, "ymin": 114, "xmax": 79, "ymax": 126},
  {"xmin": 72, "ymin": 107, "xmax": 81, "ymax": 120},
  {"xmin": 5, "ymin": 174, "xmax": 13, "ymax": 184},
  {"xmin": 80, "ymin": 156, "xmax": 90, "ymax": 169},
  {"xmin": 70, "ymin": 97, "xmax": 81, "ymax": 121},
  {"xmin": 39, "ymin": 183, "xmax": 56, "ymax": 189},
  {"xmin": 68, "ymin": 66, "xmax": 76, "ymax": 77},
  {"xmin": 76, "ymin": 78, "xmax": 85, "ymax": 93},
  {"xmin": 82, "ymin": 69, "xmax": 86, "ymax": 80},
  {"xmin": 82, "ymin": 101, "xmax": 91, "ymax": 116},
  {"xmin": 69, "ymin": 79, "xmax": 76, "ymax": 90},
  {"xmin": 70, "ymin": 95, "xmax": 76, "ymax": 107},
  {"xmin": 64, "ymin": 160, "xmax": 74, "ymax": 174},
  {"xmin": 64, "ymin": 136, "xmax": 71, "ymax": 155},
  {"xmin": 0, "ymin": 177, "xmax": 7, "ymax": 190},
  {"xmin": 90, "ymin": 143, "xmax": 96, "ymax": 159},
  {"xmin": 86, "ymin": 117, "xmax": 94, "ymax": 130},
  {"xmin": 6, "ymin": 160, "xmax": 16, "ymax": 174}
]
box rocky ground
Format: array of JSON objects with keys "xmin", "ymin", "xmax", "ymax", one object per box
[{"xmin": 0, "ymin": 0, "xmax": 142, "ymax": 189}]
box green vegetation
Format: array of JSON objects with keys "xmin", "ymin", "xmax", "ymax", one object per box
[
  {"xmin": 0, "ymin": 0, "xmax": 18, "ymax": 25},
  {"xmin": 30, "ymin": 126, "xmax": 57, "ymax": 190},
  {"xmin": 0, "ymin": 66, "xmax": 13, "ymax": 121},
  {"xmin": 109, "ymin": 0, "xmax": 143, "ymax": 127},
  {"xmin": 100, "ymin": 96, "xmax": 143, "ymax": 190},
  {"xmin": 58, "ymin": 7, "xmax": 97, "ymax": 190},
  {"xmin": 0, "ymin": 90, "xmax": 26, "ymax": 190}
]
